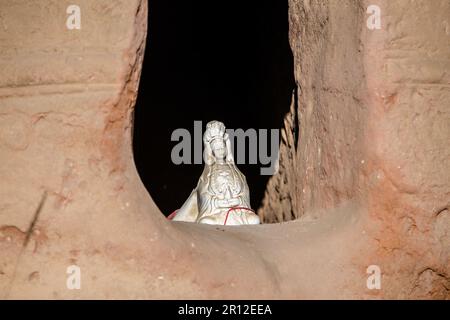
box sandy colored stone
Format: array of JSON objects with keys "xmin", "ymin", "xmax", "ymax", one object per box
[
  {"xmin": 260, "ymin": 0, "xmax": 449, "ymax": 298},
  {"xmin": 0, "ymin": 0, "xmax": 448, "ymax": 299}
]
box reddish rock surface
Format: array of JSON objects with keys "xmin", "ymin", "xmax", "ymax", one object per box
[
  {"xmin": 260, "ymin": 0, "xmax": 449, "ymax": 298},
  {"xmin": 0, "ymin": 0, "xmax": 448, "ymax": 299}
]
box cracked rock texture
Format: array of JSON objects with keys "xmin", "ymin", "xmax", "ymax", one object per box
[
  {"xmin": 0, "ymin": 0, "xmax": 448, "ymax": 299},
  {"xmin": 260, "ymin": 0, "xmax": 449, "ymax": 298}
]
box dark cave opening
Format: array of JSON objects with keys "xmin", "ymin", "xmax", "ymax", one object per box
[{"xmin": 133, "ymin": 0, "xmax": 295, "ymax": 216}]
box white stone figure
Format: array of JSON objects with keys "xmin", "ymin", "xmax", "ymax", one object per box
[{"xmin": 171, "ymin": 121, "xmax": 260, "ymax": 225}]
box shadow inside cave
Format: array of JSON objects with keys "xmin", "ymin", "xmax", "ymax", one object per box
[{"xmin": 133, "ymin": 0, "xmax": 295, "ymax": 216}]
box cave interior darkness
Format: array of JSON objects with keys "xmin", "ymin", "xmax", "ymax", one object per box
[{"xmin": 133, "ymin": 0, "xmax": 295, "ymax": 217}]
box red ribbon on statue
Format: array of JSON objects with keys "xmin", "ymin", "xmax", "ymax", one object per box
[
  {"xmin": 167, "ymin": 210, "xmax": 178, "ymax": 220},
  {"xmin": 167, "ymin": 206, "xmax": 255, "ymax": 225},
  {"xmin": 223, "ymin": 206, "xmax": 255, "ymax": 225}
]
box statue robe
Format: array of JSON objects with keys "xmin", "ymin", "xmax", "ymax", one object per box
[{"xmin": 172, "ymin": 162, "xmax": 260, "ymax": 225}]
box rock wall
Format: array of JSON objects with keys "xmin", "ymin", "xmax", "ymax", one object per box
[
  {"xmin": 0, "ymin": 0, "xmax": 448, "ymax": 299},
  {"xmin": 0, "ymin": 0, "xmax": 161, "ymax": 298},
  {"xmin": 260, "ymin": 0, "xmax": 450, "ymax": 298},
  {"xmin": 260, "ymin": 0, "xmax": 368, "ymax": 222}
]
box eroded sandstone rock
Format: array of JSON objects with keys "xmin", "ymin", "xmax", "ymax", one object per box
[
  {"xmin": 260, "ymin": 0, "xmax": 449, "ymax": 298},
  {"xmin": 0, "ymin": 0, "xmax": 448, "ymax": 299}
]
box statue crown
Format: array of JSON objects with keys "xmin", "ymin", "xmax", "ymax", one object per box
[{"xmin": 205, "ymin": 121, "xmax": 225, "ymax": 142}]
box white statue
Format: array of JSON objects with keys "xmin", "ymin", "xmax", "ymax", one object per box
[{"xmin": 170, "ymin": 121, "xmax": 260, "ymax": 225}]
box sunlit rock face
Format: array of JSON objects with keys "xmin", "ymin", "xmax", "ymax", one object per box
[
  {"xmin": 0, "ymin": 0, "xmax": 448, "ymax": 299},
  {"xmin": 0, "ymin": 0, "xmax": 159, "ymax": 299},
  {"xmin": 260, "ymin": 0, "xmax": 449, "ymax": 298}
]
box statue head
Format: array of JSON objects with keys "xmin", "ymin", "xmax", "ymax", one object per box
[
  {"xmin": 203, "ymin": 121, "xmax": 234, "ymax": 165},
  {"xmin": 211, "ymin": 138, "xmax": 227, "ymax": 160}
]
